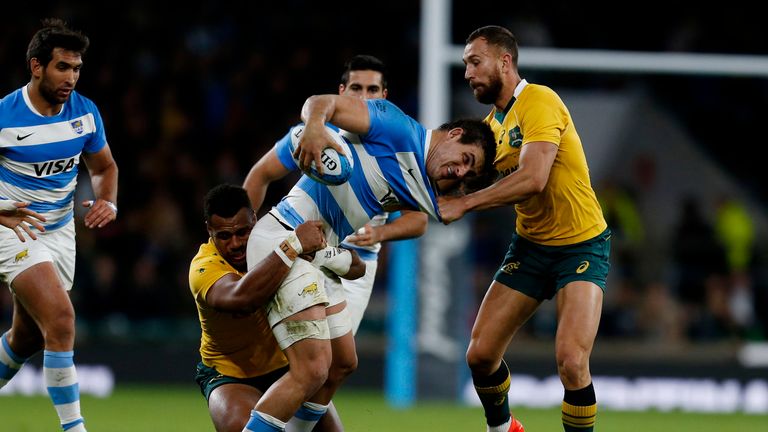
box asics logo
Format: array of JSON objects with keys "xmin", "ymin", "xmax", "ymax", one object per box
[{"xmin": 576, "ymin": 261, "xmax": 590, "ymax": 274}]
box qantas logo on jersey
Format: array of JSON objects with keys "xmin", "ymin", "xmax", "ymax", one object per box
[{"xmin": 32, "ymin": 157, "xmax": 77, "ymax": 177}]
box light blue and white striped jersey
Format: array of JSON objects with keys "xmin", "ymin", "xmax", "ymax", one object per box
[
  {"xmin": 273, "ymin": 99, "xmax": 440, "ymax": 246},
  {"xmin": 0, "ymin": 86, "xmax": 107, "ymax": 231}
]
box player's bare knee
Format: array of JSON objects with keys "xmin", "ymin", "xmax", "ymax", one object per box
[
  {"xmin": 466, "ymin": 346, "xmax": 497, "ymax": 375},
  {"xmin": 330, "ymin": 351, "xmax": 357, "ymax": 382},
  {"xmin": 556, "ymin": 349, "xmax": 588, "ymax": 384},
  {"xmin": 41, "ymin": 310, "xmax": 76, "ymax": 347}
]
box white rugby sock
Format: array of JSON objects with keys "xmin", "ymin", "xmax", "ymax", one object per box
[
  {"xmin": 243, "ymin": 410, "xmax": 286, "ymax": 431},
  {"xmin": 44, "ymin": 350, "xmax": 86, "ymax": 431},
  {"xmin": 286, "ymin": 401, "xmax": 328, "ymax": 432}
]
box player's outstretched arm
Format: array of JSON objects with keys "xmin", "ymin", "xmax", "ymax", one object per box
[
  {"xmin": 0, "ymin": 200, "xmax": 46, "ymax": 242},
  {"xmin": 205, "ymin": 221, "xmax": 327, "ymax": 313},
  {"xmin": 243, "ymin": 148, "xmax": 292, "ymax": 213},
  {"xmin": 438, "ymin": 141, "xmax": 557, "ymax": 223}
]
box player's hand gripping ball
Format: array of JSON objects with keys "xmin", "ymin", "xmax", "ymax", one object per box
[{"xmin": 290, "ymin": 125, "xmax": 354, "ymax": 186}]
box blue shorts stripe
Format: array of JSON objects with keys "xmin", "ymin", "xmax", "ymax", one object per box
[
  {"xmin": 47, "ymin": 383, "xmax": 80, "ymax": 404},
  {"xmin": 43, "ymin": 350, "xmax": 74, "ymax": 368}
]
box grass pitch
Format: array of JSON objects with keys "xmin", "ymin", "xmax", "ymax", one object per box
[{"xmin": 2, "ymin": 384, "xmax": 766, "ymax": 431}]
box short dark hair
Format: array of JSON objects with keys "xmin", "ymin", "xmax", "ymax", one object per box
[
  {"xmin": 26, "ymin": 18, "xmax": 90, "ymax": 73},
  {"xmin": 467, "ymin": 25, "xmax": 518, "ymax": 67},
  {"xmin": 340, "ymin": 54, "xmax": 388, "ymax": 89},
  {"xmin": 204, "ymin": 184, "xmax": 252, "ymax": 221},
  {"xmin": 437, "ymin": 118, "xmax": 497, "ymax": 180}
]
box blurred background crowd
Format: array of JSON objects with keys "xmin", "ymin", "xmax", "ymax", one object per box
[{"xmin": 1, "ymin": 1, "xmax": 767, "ymax": 356}]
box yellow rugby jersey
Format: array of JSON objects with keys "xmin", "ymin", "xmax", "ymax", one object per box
[
  {"xmin": 189, "ymin": 239, "xmax": 287, "ymax": 378},
  {"xmin": 486, "ymin": 80, "xmax": 606, "ymax": 246}
]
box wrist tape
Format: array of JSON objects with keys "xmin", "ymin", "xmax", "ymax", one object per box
[
  {"xmin": 312, "ymin": 247, "xmax": 352, "ymax": 276},
  {"xmin": 274, "ymin": 232, "xmax": 303, "ymax": 266}
]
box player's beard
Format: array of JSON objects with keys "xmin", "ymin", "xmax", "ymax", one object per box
[
  {"xmin": 472, "ymin": 72, "xmax": 503, "ymax": 105},
  {"xmin": 39, "ymin": 73, "xmax": 71, "ymax": 106}
]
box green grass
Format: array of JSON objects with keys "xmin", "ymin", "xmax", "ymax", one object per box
[{"xmin": 2, "ymin": 385, "xmax": 766, "ymax": 431}]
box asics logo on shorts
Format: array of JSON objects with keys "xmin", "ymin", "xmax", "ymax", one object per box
[
  {"xmin": 14, "ymin": 249, "xmax": 30, "ymax": 263},
  {"xmin": 500, "ymin": 261, "xmax": 520, "ymax": 274},
  {"xmin": 299, "ymin": 282, "xmax": 319, "ymax": 297},
  {"xmin": 576, "ymin": 261, "xmax": 590, "ymax": 274}
]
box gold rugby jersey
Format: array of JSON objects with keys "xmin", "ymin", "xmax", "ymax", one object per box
[
  {"xmin": 189, "ymin": 239, "xmax": 287, "ymax": 378},
  {"xmin": 485, "ymin": 80, "xmax": 606, "ymax": 246}
]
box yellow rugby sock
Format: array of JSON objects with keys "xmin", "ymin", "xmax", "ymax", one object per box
[{"xmin": 562, "ymin": 382, "xmax": 596, "ymax": 431}]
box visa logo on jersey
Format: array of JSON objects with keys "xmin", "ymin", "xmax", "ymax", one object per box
[{"xmin": 32, "ymin": 157, "xmax": 77, "ymax": 177}]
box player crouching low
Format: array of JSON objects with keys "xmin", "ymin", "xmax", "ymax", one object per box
[{"xmin": 189, "ymin": 184, "xmax": 364, "ymax": 432}]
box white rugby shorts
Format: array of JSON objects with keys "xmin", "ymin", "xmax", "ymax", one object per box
[
  {"xmin": 247, "ymin": 214, "xmax": 332, "ymax": 327},
  {"xmin": 340, "ymin": 258, "xmax": 378, "ymax": 335},
  {"xmin": 0, "ymin": 220, "xmax": 76, "ymax": 291}
]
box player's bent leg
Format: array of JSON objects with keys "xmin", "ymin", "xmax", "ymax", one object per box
[
  {"xmin": 12, "ymin": 263, "xmax": 86, "ymax": 431},
  {"xmin": 209, "ymin": 383, "xmax": 264, "ymax": 432},
  {"xmin": 555, "ymin": 281, "xmax": 602, "ymax": 389},
  {"xmin": 256, "ymin": 305, "xmax": 332, "ymax": 422},
  {"xmin": 11, "ymin": 262, "xmax": 75, "ymax": 351},
  {"xmin": 466, "ymin": 281, "xmax": 539, "ymax": 375},
  {"xmin": 302, "ymin": 309, "xmax": 357, "ymax": 407},
  {"xmin": 466, "ymin": 281, "xmax": 539, "ymax": 432},
  {"xmin": 555, "ymin": 281, "xmax": 602, "ymax": 432},
  {"xmin": 286, "ymin": 294, "xmax": 356, "ymax": 432}
]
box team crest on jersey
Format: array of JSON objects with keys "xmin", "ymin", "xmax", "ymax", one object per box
[
  {"xmin": 70, "ymin": 119, "xmax": 84, "ymax": 135},
  {"xmin": 508, "ymin": 126, "xmax": 523, "ymax": 148}
]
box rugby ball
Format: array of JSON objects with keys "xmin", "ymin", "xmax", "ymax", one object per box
[{"xmin": 289, "ymin": 125, "xmax": 354, "ymax": 186}]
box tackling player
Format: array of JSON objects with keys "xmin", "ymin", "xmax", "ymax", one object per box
[{"xmin": 189, "ymin": 184, "xmax": 364, "ymax": 432}]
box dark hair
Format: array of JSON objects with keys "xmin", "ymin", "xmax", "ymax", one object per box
[
  {"xmin": 26, "ymin": 18, "xmax": 90, "ymax": 73},
  {"xmin": 204, "ymin": 184, "xmax": 252, "ymax": 221},
  {"xmin": 340, "ymin": 54, "xmax": 388, "ymax": 89},
  {"xmin": 437, "ymin": 118, "xmax": 497, "ymax": 179},
  {"xmin": 466, "ymin": 25, "xmax": 518, "ymax": 67}
]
